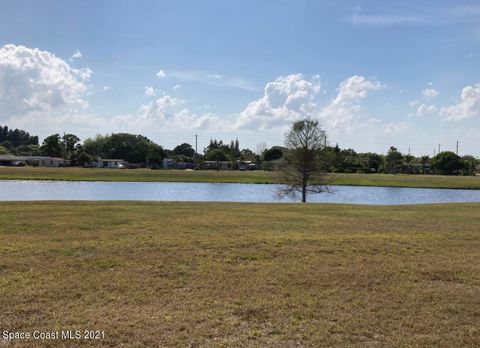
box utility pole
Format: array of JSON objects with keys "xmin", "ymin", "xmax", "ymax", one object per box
[
  {"xmin": 63, "ymin": 132, "xmax": 66, "ymax": 167},
  {"xmin": 456, "ymin": 140, "xmax": 459, "ymax": 155},
  {"xmin": 194, "ymin": 134, "xmax": 198, "ymax": 170},
  {"xmin": 434, "ymin": 148, "xmax": 436, "ymax": 157},
  {"xmin": 408, "ymin": 147, "xmax": 410, "ymax": 155},
  {"xmin": 438, "ymin": 144, "xmax": 441, "ymax": 154}
]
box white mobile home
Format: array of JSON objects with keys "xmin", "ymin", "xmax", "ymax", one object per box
[
  {"xmin": 87, "ymin": 158, "xmax": 127, "ymax": 168},
  {"xmin": 32, "ymin": 157, "xmax": 70, "ymax": 167},
  {"xmin": 0, "ymin": 155, "xmax": 70, "ymax": 167}
]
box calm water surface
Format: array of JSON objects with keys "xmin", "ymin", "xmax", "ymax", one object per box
[{"xmin": 1, "ymin": 180, "xmax": 480, "ymax": 205}]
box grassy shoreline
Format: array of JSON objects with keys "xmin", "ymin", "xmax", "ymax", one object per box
[
  {"xmin": 0, "ymin": 166, "xmax": 479, "ymax": 189},
  {"xmin": 1, "ymin": 201, "xmax": 479, "ymax": 346}
]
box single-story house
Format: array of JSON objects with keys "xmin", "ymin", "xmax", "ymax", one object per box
[
  {"xmin": 163, "ymin": 158, "xmax": 175, "ymax": 169},
  {"xmin": 0, "ymin": 155, "xmax": 26, "ymax": 166},
  {"xmin": 30, "ymin": 156, "xmax": 70, "ymax": 167},
  {"xmin": 237, "ymin": 160, "xmax": 256, "ymax": 171},
  {"xmin": 163, "ymin": 158, "xmax": 195, "ymax": 170},
  {"xmin": 202, "ymin": 161, "xmax": 234, "ymax": 170},
  {"xmin": 0, "ymin": 155, "xmax": 70, "ymax": 167},
  {"xmin": 86, "ymin": 158, "xmax": 127, "ymax": 169}
]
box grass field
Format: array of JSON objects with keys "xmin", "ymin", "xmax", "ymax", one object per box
[
  {"xmin": 1, "ymin": 202, "xmax": 479, "ymax": 346},
  {"xmin": 1, "ymin": 166, "xmax": 480, "ymax": 189}
]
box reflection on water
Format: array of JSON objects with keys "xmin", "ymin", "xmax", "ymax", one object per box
[{"xmin": 1, "ymin": 180, "xmax": 480, "ymax": 205}]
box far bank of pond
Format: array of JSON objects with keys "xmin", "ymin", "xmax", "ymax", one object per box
[
  {"xmin": 1, "ymin": 180, "xmax": 480, "ymax": 205},
  {"xmin": 0, "ymin": 167, "xmax": 480, "ymax": 189}
]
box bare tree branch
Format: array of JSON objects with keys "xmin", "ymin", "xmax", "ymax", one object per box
[{"xmin": 277, "ymin": 118, "xmax": 331, "ymax": 202}]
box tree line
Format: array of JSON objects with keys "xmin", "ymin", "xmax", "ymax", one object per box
[
  {"xmin": 0, "ymin": 125, "xmax": 38, "ymax": 148},
  {"xmin": 0, "ymin": 124, "xmax": 477, "ymax": 176},
  {"xmin": 319, "ymin": 145, "xmax": 477, "ymax": 176}
]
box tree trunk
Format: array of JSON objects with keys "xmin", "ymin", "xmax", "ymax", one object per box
[{"xmin": 302, "ymin": 173, "xmax": 307, "ymax": 203}]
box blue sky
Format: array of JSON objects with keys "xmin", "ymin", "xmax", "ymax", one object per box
[{"xmin": 0, "ymin": 0, "xmax": 479, "ymax": 155}]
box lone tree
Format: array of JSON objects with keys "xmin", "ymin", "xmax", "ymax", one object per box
[{"xmin": 278, "ymin": 118, "xmax": 329, "ymax": 203}]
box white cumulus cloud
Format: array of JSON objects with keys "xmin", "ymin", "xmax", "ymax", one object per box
[
  {"xmin": 408, "ymin": 103, "xmax": 437, "ymax": 118},
  {"xmin": 111, "ymin": 95, "xmax": 221, "ymax": 133},
  {"xmin": 441, "ymin": 84, "xmax": 480, "ymax": 120},
  {"xmin": 422, "ymin": 88, "xmax": 439, "ymax": 99},
  {"xmin": 319, "ymin": 75, "xmax": 383, "ymax": 131},
  {"xmin": 409, "ymin": 100, "xmax": 420, "ymax": 107},
  {"xmin": 144, "ymin": 86, "xmax": 156, "ymax": 97},
  {"xmin": 235, "ymin": 74, "xmax": 321, "ymax": 130},
  {"xmin": 384, "ymin": 121, "xmax": 409, "ymax": 134},
  {"xmin": 69, "ymin": 49, "xmax": 82, "ymax": 62},
  {"xmin": 156, "ymin": 69, "xmax": 166, "ymax": 79},
  {"xmin": 0, "ymin": 44, "xmax": 91, "ymax": 120}
]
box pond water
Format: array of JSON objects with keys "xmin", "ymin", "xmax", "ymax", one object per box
[{"xmin": 1, "ymin": 180, "xmax": 480, "ymax": 205}]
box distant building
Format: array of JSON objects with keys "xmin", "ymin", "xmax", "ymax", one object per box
[
  {"xmin": 237, "ymin": 160, "xmax": 256, "ymax": 171},
  {"xmin": 34, "ymin": 157, "xmax": 70, "ymax": 167},
  {"xmin": 0, "ymin": 155, "xmax": 25, "ymax": 166},
  {"xmin": 202, "ymin": 161, "xmax": 234, "ymax": 170},
  {"xmin": 162, "ymin": 158, "xmax": 195, "ymax": 170},
  {"xmin": 163, "ymin": 158, "xmax": 175, "ymax": 169},
  {"xmin": 86, "ymin": 158, "xmax": 127, "ymax": 169},
  {"xmin": 0, "ymin": 155, "xmax": 70, "ymax": 167}
]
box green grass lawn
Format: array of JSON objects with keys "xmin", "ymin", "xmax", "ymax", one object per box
[
  {"xmin": 1, "ymin": 166, "xmax": 480, "ymax": 189},
  {"xmin": 1, "ymin": 202, "xmax": 479, "ymax": 346}
]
